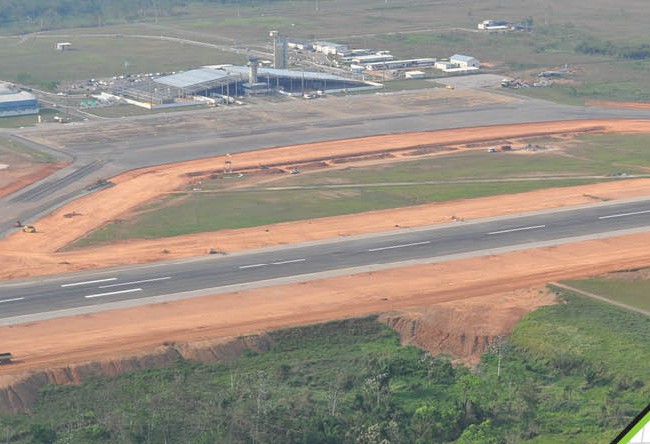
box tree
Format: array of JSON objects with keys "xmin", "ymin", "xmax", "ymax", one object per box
[
  {"xmin": 29, "ymin": 424, "xmax": 57, "ymax": 444},
  {"xmin": 455, "ymin": 420, "xmax": 503, "ymax": 444}
]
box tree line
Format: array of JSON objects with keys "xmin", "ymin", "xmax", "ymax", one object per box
[{"xmin": 0, "ymin": 0, "xmax": 287, "ymax": 30}]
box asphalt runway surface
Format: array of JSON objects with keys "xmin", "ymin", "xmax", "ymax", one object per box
[
  {"xmin": 3, "ymin": 94, "xmax": 650, "ymax": 237},
  {"xmin": 3, "ymin": 197, "xmax": 650, "ymax": 324}
]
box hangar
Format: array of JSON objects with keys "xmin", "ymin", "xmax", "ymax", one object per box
[
  {"xmin": 113, "ymin": 64, "xmax": 379, "ymax": 108},
  {"xmin": 0, "ymin": 83, "xmax": 39, "ymax": 117}
]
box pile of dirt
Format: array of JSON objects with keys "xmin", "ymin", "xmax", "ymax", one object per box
[{"xmin": 380, "ymin": 287, "xmax": 557, "ymax": 365}]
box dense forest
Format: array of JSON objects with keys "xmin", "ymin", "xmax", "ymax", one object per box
[{"xmin": 1, "ymin": 290, "xmax": 648, "ymax": 443}]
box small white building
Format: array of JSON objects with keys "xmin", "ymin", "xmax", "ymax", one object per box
[
  {"xmin": 352, "ymin": 54, "xmax": 395, "ymax": 64},
  {"xmin": 405, "ymin": 70, "xmax": 425, "ymax": 79},
  {"xmin": 478, "ymin": 20, "xmax": 509, "ymax": 31},
  {"xmin": 313, "ymin": 41, "xmax": 349, "ymax": 55},
  {"xmin": 435, "ymin": 61, "xmax": 456, "ymax": 71},
  {"xmin": 56, "ymin": 42, "xmax": 71, "ymax": 51},
  {"xmin": 287, "ymin": 39, "xmax": 312, "ymax": 51},
  {"xmin": 450, "ymin": 54, "xmax": 480, "ymax": 69}
]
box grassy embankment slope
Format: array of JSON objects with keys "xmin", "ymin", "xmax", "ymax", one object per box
[{"xmin": 1, "ymin": 288, "xmax": 648, "ymax": 443}]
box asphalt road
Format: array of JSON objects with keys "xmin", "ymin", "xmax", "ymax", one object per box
[
  {"xmin": 3, "ymin": 94, "xmax": 650, "ymax": 237},
  {"xmin": 3, "ymin": 197, "xmax": 650, "ymax": 324}
]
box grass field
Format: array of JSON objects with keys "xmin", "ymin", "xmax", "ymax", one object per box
[
  {"xmin": 561, "ymin": 275, "xmax": 650, "ymax": 312},
  {"xmin": 0, "ymin": 35, "xmax": 245, "ymax": 90},
  {"xmin": 1, "ymin": 290, "xmax": 648, "ymax": 443},
  {"xmin": 70, "ymin": 133, "xmax": 650, "ymax": 247},
  {"xmin": 0, "ymin": 109, "xmax": 68, "ymax": 129},
  {"xmin": 272, "ymin": 152, "xmax": 641, "ymax": 189},
  {"xmin": 71, "ymin": 178, "xmax": 600, "ymax": 248}
]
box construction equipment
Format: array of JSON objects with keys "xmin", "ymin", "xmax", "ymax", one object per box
[{"xmin": 22, "ymin": 225, "xmax": 36, "ymax": 233}]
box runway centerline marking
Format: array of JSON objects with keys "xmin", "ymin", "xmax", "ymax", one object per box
[
  {"xmin": 487, "ymin": 225, "xmax": 546, "ymax": 235},
  {"xmin": 98, "ymin": 277, "xmax": 172, "ymax": 289},
  {"xmin": 61, "ymin": 277, "xmax": 117, "ymax": 287},
  {"xmin": 368, "ymin": 241, "xmax": 431, "ymax": 252},
  {"xmin": 599, "ymin": 209, "xmax": 650, "ymax": 220},
  {"xmin": 84, "ymin": 288, "xmax": 142, "ymax": 299},
  {"xmin": 271, "ymin": 259, "xmax": 306, "ymax": 265},
  {"xmin": 0, "ymin": 297, "xmax": 24, "ymax": 304},
  {"xmin": 239, "ymin": 263, "xmax": 268, "ymax": 269}
]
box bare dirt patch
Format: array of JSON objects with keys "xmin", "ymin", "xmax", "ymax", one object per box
[
  {"xmin": 0, "ymin": 152, "xmax": 68, "ymax": 198},
  {"xmin": 381, "ymin": 287, "xmax": 557, "ymax": 365}
]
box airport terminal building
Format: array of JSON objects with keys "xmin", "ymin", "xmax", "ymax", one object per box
[
  {"xmin": 0, "ymin": 84, "xmax": 39, "ymax": 117},
  {"xmin": 113, "ymin": 64, "xmax": 379, "ymax": 108}
]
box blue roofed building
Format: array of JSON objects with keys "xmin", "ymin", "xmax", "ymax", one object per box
[{"xmin": 0, "ymin": 83, "xmax": 39, "ymax": 117}]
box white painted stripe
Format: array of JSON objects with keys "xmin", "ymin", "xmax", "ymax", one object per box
[
  {"xmin": 239, "ymin": 263, "xmax": 268, "ymax": 269},
  {"xmin": 598, "ymin": 209, "xmax": 650, "ymax": 220},
  {"xmin": 98, "ymin": 277, "xmax": 172, "ymax": 289},
  {"xmin": 487, "ymin": 225, "xmax": 546, "ymax": 235},
  {"xmin": 84, "ymin": 288, "xmax": 142, "ymax": 299},
  {"xmin": 368, "ymin": 241, "xmax": 431, "ymax": 252},
  {"xmin": 272, "ymin": 259, "xmax": 306, "ymax": 265},
  {"xmin": 0, "ymin": 297, "xmax": 24, "ymax": 304},
  {"xmin": 61, "ymin": 277, "xmax": 117, "ymax": 288}
]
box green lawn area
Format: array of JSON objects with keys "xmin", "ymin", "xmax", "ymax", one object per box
[
  {"xmin": 269, "ymin": 150, "xmax": 641, "ymax": 189},
  {"xmin": 1, "ymin": 291, "xmax": 648, "ymax": 443},
  {"xmin": 561, "ymin": 277, "xmax": 650, "ymax": 312},
  {"xmin": 69, "ymin": 132, "xmax": 650, "ymax": 248},
  {"xmin": 69, "ymin": 178, "xmax": 601, "ymax": 248},
  {"xmin": 0, "ymin": 109, "xmax": 67, "ymax": 129}
]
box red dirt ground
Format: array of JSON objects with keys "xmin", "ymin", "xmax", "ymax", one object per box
[{"xmin": 3, "ymin": 119, "xmax": 650, "ymax": 401}]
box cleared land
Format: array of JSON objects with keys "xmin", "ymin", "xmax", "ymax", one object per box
[{"xmin": 5, "ymin": 119, "xmax": 650, "ymax": 279}]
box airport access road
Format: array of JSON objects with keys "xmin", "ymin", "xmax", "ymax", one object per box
[{"xmin": 2, "ymin": 196, "xmax": 650, "ymax": 324}]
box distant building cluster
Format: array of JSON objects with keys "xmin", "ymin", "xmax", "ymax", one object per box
[
  {"xmin": 286, "ymin": 37, "xmax": 480, "ymax": 78},
  {"xmin": 0, "ymin": 82, "xmax": 38, "ymax": 117}
]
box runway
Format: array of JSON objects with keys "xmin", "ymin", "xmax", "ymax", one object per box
[{"xmin": 3, "ymin": 196, "xmax": 650, "ymax": 324}]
